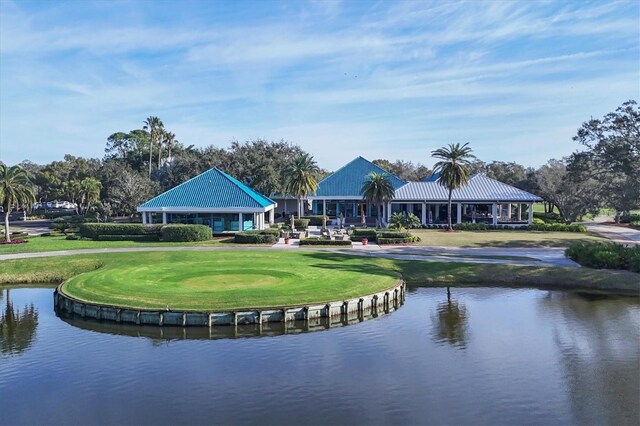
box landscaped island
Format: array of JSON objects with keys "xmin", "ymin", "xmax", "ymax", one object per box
[{"xmin": 57, "ymin": 251, "xmax": 400, "ymax": 311}]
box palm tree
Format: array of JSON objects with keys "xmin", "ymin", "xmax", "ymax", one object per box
[
  {"xmin": 1, "ymin": 289, "xmax": 39, "ymax": 356},
  {"xmin": 0, "ymin": 164, "xmax": 36, "ymax": 242},
  {"xmin": 284, "ymin": 153, "xmax": 320, "ymax": 218},
  {"xmin": 143, "ymin": 116, "xmax": 164, "ymax": 177},
  {"xmin": 163, "ymin": 131, "xmax": 177, "ymax": 162},
  {"xmin": 431, "ymin": 143, "xmax": 474, "ymax": 230},
  {"xmin": 431, "ymin": 287, "xmax": 469, "ymax": 349},
  {"xmin": 361, "ymin": 172, "xmax": 395, "ymax": 228},
  {"xmin": 79, "ymin": 177, "xmax": 102, "ymax": 214}
]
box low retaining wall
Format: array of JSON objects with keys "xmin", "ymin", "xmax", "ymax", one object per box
[{"xmin": 54, "ymin": 279, "xmax": 405, "ymax": 327}]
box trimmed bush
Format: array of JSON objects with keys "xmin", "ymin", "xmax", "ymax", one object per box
[
  {"xmin": 566, "ymin": 242, "xmax": 640, "ymax": 272},
  {"xmin": 293, "ymin": 218, "xmax": 310, "ymax": 230},
  {"xmin": 97, "ymin": 234, "xmax": 159, "ymax": 242},
  {"xmin": 80, "ymin": 223, "xmax": 162, "ymax": 239},
  {"xmin": 160, "ymin": 224, "xmax": 212, "ymax": 242},
  {"xmin": 65, "ymin": 234, "xmax": 81, "ymax": 240},
  {"xmin": 528, "ymin": 223, "xmax": 586, "ymax": 232},
  {"xmin": 629, "ymin": 221, "xmax": 640, "ymax": 230},
  {"xmin": 300, "ymin": 238, "xmax": 352, "ymax": 246},
  {"xmin": 533, "ymin": 212, "xmax": 565, "ymax": 224},
  {"xmin": 233, "ymin": 231, "xmax": 278, "ymax": 244},
  {"xmin": 351, "ymin": 229, "xmax": 378, "ymax": 242},
  {"xmin": 378, "ymin": 236, "xmax": 420, "ymax": 245},
  {"xmin": 453, "ymin": 223, "xmax": 488, "ymax": 231},
  {"xmin": 53, "ymin": 215, "xmax": 97, "ymax": 234},
  {"xmin": 378, "ymin": 231, "xmax": 412, "ymax": 239},
  {"xmin": 620, "ymin": 214, "xmax": 640, "ymax": 223}
]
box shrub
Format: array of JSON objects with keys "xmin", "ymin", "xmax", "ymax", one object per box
[
  {"xmin": 53, "ymin": 215, "xmax": 97, "ymax": 234},
  {"xmin": 389, "ymin": 212, "xmax": 421, "ymax": 230},
  {"xmin": 0, "ymin": 239, "xmax": 28, "ymax": 245},
  {"xmin": 160, "ymin": 224, "xmax": 212, "ymax": 242},
  {"xmin": 293, "ymin": 218, "xmax": 310, "ymax": 230},
  {"xmin": 453, "ymin": 223, "xmax": 488, "ymax": 231},
  {"xmin": 351, "ymin": 229, "xmax": 378, "ymax": 242},
  {"xmin": 96, "ymin": 234, "xmax": 159, "ymax": 241},
  {"xmin": 378, "ymin": 231, "xmax": 412, "ymax": 239},
  {"xmin": 629, "ymin": 221, "xmax": 640, "ymax": 230},
  {"xmin": 533, "ymin": 212, "xmax": 565, "ymax": 224},
  {"xmin": 527, "ymin": 223, "xmax": 586, "ymax": 232},
  {"xmin": 65, "ymin": 234, "xmax": 81, "ymax": 240},
  {"xmin": 378, "ymin": 236, "xmax": 419, "ymax": 245},
  {"xmin": 79, "ymin": 223, "xmax": 163, "ymax": 239},
  {"xmin": 620, "ymin": 214, "xmax": 640, "ymax": 223},
  {"xmin": 233, "ymin": 231, "xmax": 278, "ymax": 244},
  {"xmin": 300, "ymin": 238, "xmax": 352, "ymax": 246},
  {"xmin": 566, "ymin": 242, "xmax": 640, "ymax": 272},
  {"xmin": 303, "ymin": 215, "xmax": 330, "ymax": 226},
  {"xmin": 532, "ymin": 218, "xmax": 546, "ymax": 225}
]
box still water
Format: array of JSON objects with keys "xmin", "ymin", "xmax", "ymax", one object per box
[{"xmin": 1, "ymin": 285, "xmax": 638, "ymax": 425}]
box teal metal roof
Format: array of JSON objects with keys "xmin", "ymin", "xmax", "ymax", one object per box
[
  {"xmin": 313, "ymin": 157, "xmax": 405, "ymax": 197},
  {"xmin": 138, "ymin": 168, "xmax": 275, "ymax": 209}
]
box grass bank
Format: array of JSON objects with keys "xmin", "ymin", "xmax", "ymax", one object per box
[
  {"xmin": 410, "ymin": 229, "xmax": 606, "ymax": 248},
  {"xmin": 1, "ymin": 251, "xmax": 637, "ymax": 303},
  {"xmin": 0, "ymin": 235, "xmax": 270, "ymax": 254}
]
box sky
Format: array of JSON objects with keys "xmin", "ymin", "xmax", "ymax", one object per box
[{"xmin": 0, "ymin": 0, "xmax": 638, "ymax": 170}]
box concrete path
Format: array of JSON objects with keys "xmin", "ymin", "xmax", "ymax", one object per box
[
  {"xmin": 584, "ymin": 223, "xmax": 640, "ymax": 245},
  {"xmin": 0, "ymin": 244, "xmax": 577, "ymax": 267}
]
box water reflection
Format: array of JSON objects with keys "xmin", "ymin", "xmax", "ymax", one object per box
[
  {"xmin": 56, "ymin": 300, "xmax": 403, "ymax": 342},
  {"xmin": 539, "ymin": 292, "xmax": 640, "ymax": 425},
  {"xmin": 431, "ymin": 287, "xmax": 469, "ymax": 349},
  {"xmin": 0, "ymin": 289, "xmax": 39, "ymax": 356}
]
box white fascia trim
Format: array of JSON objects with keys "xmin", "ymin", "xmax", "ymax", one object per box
[
  {"xmin": 391, "ymin": 199, "xmax": 541, "ymax": 203},
  {"xmin": 307, "ymin": 196, "xmax": 364, "ymax": 201},
  {"xmin": 137, "ymin": 206, "xmax": 270, "ymax": 213}
]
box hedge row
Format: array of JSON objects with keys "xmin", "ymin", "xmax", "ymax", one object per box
[
  {"xmin": 79, "ymin": 223, "xmax": 163, "ymax": 239},
  {"xmin": 293, "ymin": 218, "xmax": 310, "ymax": 229},
  {"xmin": 420, "ymin": 223, "xmax": 586, "ymax": 232},
  {"xmin": 97, "ymin": 234, "xmax": 160, "ymax": 242},
  {"xmin": 300, "ymin": 238, "xmax": 352, "ymax": 246},
  {"xmin": 620, "ymin": 214, "xmax": 640, "ymax": 223},
  {"xmin": 378, "ymin": 231, "xmax": 412, "ymax": 239},
  {"xmin": 351, "ymin": 229, "xmax": 379, "ymax": 242},
  {"xmin": 378, "ymin": 236, "xmax": 420, "ymax": 245},
  {"xmin": 630, "ymin": 221, "xmax": 640, "ymax": 230},
  {"xmin": 234, "ymin": 230, "xmax": 278, "ymax": 244},
  {"xmin": 160, "ymin": 225, "xmax": 212, "ymax": 242},
  {"xmin": 528, "ymin": 223, "xmax": 586, "ymax": 232},
  {"xmin": 565, "ymin": 242, "xmax": 640, "ymax": 273}
]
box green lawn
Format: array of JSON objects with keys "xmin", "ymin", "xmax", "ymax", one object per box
[
  {"xmin": 1, "ymin": 251, "xmax": 637, "ymax": 309},
  {"xmin": 410, "ymin": 229, "xmax": 607, "ymax": 248},
  {"xmin": 57, "ymin": 251, "xmax": 399, "ymax": 310},
  {"xmin": 0, "ymin": 235, "xmax": 269, "ymax": 254}
]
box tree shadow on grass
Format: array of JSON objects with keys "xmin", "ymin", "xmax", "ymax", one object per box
[
  {"xmin": 300, "ymin": 251, "xmax": 400, "ymax": 281},
  {"xmin": 466, "ymin": 238, "xmax": 599, "ymax": 249}
]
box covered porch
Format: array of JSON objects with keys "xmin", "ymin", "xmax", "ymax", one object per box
[
  {"xmin": 140, "ymin": 206, "xmax": 276, "ymax": 232},
  {"xmin": 310, "ymin": 198, "xmax": 392, "ymax": 225},
  {"xmin": 388, "ymin": 201, "xmax": 534, "ymax": 226}
]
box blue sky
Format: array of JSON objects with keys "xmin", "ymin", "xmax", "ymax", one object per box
[{"xmin": 0, "ymin": 0, "xmax": 638, "ymax": 170}]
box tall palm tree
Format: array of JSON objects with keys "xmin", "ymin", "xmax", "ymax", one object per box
[
  {"xmin": 284, "ymin": 153, "xmax": 320, "ymax": 218},
  {"xmin": 431, "ymin": 143, "xmax": 474, "ymax": 230},
  {"xmin": 163, "ymin": 131, "xmax": 177, "ymax": 161},
  {"xmin": 0, "ymin": 164, "xmax": 36, "ymax": 242},
  {"xmin": 361, "ymin": 172, "xmax": 395, "ymax": 228},
  {"xmin": 1, "ymin": 289, "xmax": 39, "ymax": 356},
  {"xmin": 143, "ymin": 116, "xmax": 164, "ymax": 177}
]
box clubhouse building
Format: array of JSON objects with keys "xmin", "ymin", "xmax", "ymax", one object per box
[{"xmin": 138, "ymin": 157, "xmax": 542, "ymax": 231}]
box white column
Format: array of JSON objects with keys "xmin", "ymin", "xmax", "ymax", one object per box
[
  {"xmin": 269, "ymin": 208, "xmax": 274, "ymax": 225},
  {"xmin": 421, "ymin": 203, "xmax": 427, "ymax": 225},
  {"xmin": 142, "ymin": 212, "xmax": 147, "ymax": 225},
  {"xmin": 386, "ymin": 203, "xmax": 392, "ymax": 223},
  {"xmin": 322, "ymin": 200, "xmax": 326, "ymax": 216},
  {"xmin": 148, "ymin": 212, "xmax": 153, "ymax": 224},
  {"xmin": 456, "ymin": 203, "xmax": 462, "ymax": 224},
  {"xmin": 162, "ymin": 212, "xmax": 167, "ymax": 224},
  {"xmin": 492, "ymin": 203, "xmax": 498, "ymax": 225},
  {"xmin": 517, "ymin": 204, "xmax": 522, "ymax": 221},
  {"xmin": 528, "ymin": 203, "xmax": 534, "ymax": 224},
  {"xmin": 435, "ymin": 204, "xmax": 440, "ymax": 221},
  {"xmin": 507, "ymin": 203, "xmax": 512, "ymax": 221},
  {"xmin": 239, "ymin": 213, "xmax": 243, "ymax": 231}
]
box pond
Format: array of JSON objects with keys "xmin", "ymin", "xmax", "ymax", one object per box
[{"xmin": 1, "ymin": 285, "xmax": 638, "ymax": 425}]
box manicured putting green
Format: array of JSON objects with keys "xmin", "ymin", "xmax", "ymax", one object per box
[{"xmin": 60, "ymin": 251, "xmax": 399, "ymax": 310}]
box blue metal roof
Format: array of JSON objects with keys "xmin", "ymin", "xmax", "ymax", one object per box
[
  {"xmin": 313, "ymin": 157, "xmax": 405, "ymax": 197},
  {"xmin": 138, "ymin": 168, "xmax": 275, "ymax": 209},
  {"xmin": 424, "ymin": 172, "xmax": 440, "ymax": 182},
  {"xmin": 394, "ymin": 174, "xmax": 542, "ymax": 202}
]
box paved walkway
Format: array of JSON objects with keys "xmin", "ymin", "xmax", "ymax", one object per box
[
  {"xmin": 0, "ymin": 244, "xmax": 577, "ymax": 268},
  {"xmin": 584, "ymin": 223, "xmax": 640, "ymax": 245}
]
